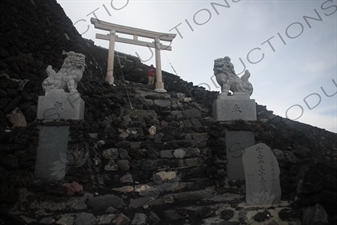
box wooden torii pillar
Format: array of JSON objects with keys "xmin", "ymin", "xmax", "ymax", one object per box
[{"xmin": 91, "ymin": 18, "xmax": 176, "ymax": 93}]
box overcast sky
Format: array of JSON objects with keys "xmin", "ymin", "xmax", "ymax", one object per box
[{"xmin": 56, "ymin": 0, "xmax": 337, "ymax": 133}]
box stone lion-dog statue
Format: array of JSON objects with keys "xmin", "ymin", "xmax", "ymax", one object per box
[
  {"xmin": 42, "ymin": 51, "xmax": 86, "ymax": 94},
  {"xmin": 213, "ymin": 56, "xmax": 253, "ymax": 97}
]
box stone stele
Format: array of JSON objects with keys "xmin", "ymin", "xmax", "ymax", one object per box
[
  {"xmin": 242, "ymin": 143, "xmax": 281, "ymax": 205},
  {"xmin": 225, "ymin": 131, "xmax": 255, "ymax": 180}
]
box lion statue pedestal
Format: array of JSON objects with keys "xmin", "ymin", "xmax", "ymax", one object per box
[
  {"xmin": 37, "ymin": 51, "xmax": 86, "ymax": 120},
  {"xmin": 212, "ymin": 56, "xmax": 257, "ymax": 121},
  {"xmin": 35, "ymin": 51, "xmax": 86, "ymax": 182},
  {"xmin": 213, "ymin": 98, "xmax": 257, "ymax": 121},
  {"xmin": 37, "ymin": 92, "xmax": 85, "ymax": 120}
]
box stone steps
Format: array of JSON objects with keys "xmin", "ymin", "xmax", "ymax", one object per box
[{"xmin": 14, "ymin": 185, "xmax": 299, "ymax": 225}]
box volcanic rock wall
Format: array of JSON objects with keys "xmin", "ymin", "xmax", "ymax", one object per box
[{"xmin": 0, "ymin": 0, "xmax": 337, "ymax": 224}]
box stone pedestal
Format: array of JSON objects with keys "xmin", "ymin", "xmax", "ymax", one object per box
[
  {"xmin": 34, "ymin": 126, "xmax": 69, "ymax": 181},
  {"xmin": 225, "ymin": 131, "xmax": 255, "ymax": 180},
  {"xmin": 213, "ymin": 97, "xmax": 257, "ymax": 121},
  {"xmin": 37, "ymin": 92, "xmax": 85, "ymax": 120},
  {"xmin": 35, "ymin": 91, "xmax": 85, "ymax": 181}
]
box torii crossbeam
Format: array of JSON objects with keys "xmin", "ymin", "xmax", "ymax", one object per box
[{"xmin": 91, "ymin": 18, "xmax": 176, "ymax": 92}]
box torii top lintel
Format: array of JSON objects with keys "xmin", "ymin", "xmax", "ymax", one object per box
[{"xmin": 90, "ymin": 18, "xmax": 176, "ymax": 42}]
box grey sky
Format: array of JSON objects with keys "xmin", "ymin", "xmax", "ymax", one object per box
[{"xmin": 57, "ymin": 0, "xmax": 337, "ymax": 133}]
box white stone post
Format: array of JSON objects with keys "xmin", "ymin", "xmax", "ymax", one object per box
[
  {"xmin": 154, "ymin": 40, "xmax": 166, "ymax": 92},
  {"xmin": 106, "ymin": 30, "xmax": 116, "ymax": 84}
]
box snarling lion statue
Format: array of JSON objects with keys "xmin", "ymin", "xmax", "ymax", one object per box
[
  {"xmin": 42, "ymin": 51, "xmax": 86, "ymax": 94},
  {"xmin": 213, "ymin": 56, "xmax": 253, "ymax": 97}
]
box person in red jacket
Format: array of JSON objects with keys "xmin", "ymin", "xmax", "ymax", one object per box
[{"xmin": 148, "ymin": 64, "xmax": 155, "ymax": 86}]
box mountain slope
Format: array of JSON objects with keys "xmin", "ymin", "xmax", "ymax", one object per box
[{"xmin": 0, "ymin": 0, "xmax": 336, "ymax": 224}]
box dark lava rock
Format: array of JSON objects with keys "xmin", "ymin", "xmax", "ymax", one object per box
[
  {"xmin": 278, "ymin": 208, "xmax": 301, "ymax": 221},
  {"xmin": 227, "ymin": 222, "xmax": 240, "ymax": 225},
  {"xmin": 253, "ymin": 210, "xmax": 271, "ymax": 222},
  {"xmin": 74, "ymin": 212, "xmax": 96, "ymax": 225},
  {"xmin": 115, "ymin": 141, "xmax": 130, "ymax": 149},
  {"xmin": 274, "ymin": 150, "xmax": 298, "ymax": 168},
  {"xmin": 215, "ymin": 187, "xmax": 237, "ymax": 194},
  {"xmin": 164, "ymin": 210, "xmax": 180, "ymax": 221},
  {"xmin": 293, "ymin": 190, "xmax": 337, "ymax": 216},
  {"xmin": 141, "ymin": 159, "xmax": 158, "ymax": 171},
  {"xmin": 194, "ymin": 206, "xmax": 213, "ymax": 219},
  {"xmin": 301, "ymin": 204, "xmax": 329, "ymax": 225},
  {"xmin": 238, "ymin": 209, "xmax": 248, "ymax": 224},
  {"xmin": 148, "ymin": 211, "xmax": 160, "ymax": 224},
  {"xmin": 0, "ymin": 154, "xmax": 19, "ymax": 169},
  {"xmin": 294, "ymin": 163, "xmax": 337, "ymax": 215},
  {"xmin": 116, "ymin": 160, "xmax": 130, "ymax": 171},
  {"xmin": 292, "ymin": 145, "xmax": 311, "ymax": 158},
  {"xmin": 297, "ymin": 163, "xmax": 336, "ymax": 196},
  {"xmin": 45, "ymin": 183, "xmax": 66, "ymax": 196},
  {"xmin": 220, "ymin": 209, "xmax": 235, "ymax": 221},
  {"xmin": 87, "ymin": 194, "xmax": 124, "ymax": 210}
]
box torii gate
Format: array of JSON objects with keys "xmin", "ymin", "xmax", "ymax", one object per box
[{"xmin": 91, "ymin": 18, "xmax": 176, "ymax": 92}]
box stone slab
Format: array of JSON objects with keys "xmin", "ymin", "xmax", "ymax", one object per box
[
  {"xmin": 242, "ymin": 143, "xmax": 281, "ymax": 205},
  {"xmin": 213, "ymin": 98, "xmax": 256, "ymax": 121},
  {"xmin": 37, "ymin": 92, "xmax": 84, "ymax": 120},
  {"xmin": 225, "ymin": 131, "xmax": 255, "ymax": 180},
  {"xmin": 34, "ymin": 126, "xmax": 69, "ymax": 181}
]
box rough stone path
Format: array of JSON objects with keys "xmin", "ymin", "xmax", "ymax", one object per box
[{"xmin": 9, "ymin": 181, "xmax": 300, "ymax": 225}]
